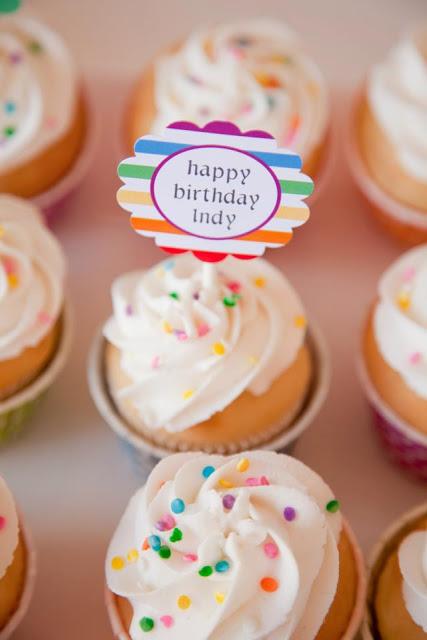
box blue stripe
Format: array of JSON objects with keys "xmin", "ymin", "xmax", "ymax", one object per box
[{"xmin": 134, "ymin": 138, "xmax": 302, "ymax": 170}]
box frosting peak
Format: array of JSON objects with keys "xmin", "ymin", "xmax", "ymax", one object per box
[
  {"xmin": 399, "ymin": 529, "xmax": 427, "ymax": 632},
  {"xmin": 106, "ymin": 451, "xmax": 342, "ymax": 639},
  {"xmin": 0, "ymin": 476, "xmax": 19, "ymax": 580}
]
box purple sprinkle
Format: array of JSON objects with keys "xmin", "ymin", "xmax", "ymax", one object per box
[
  {"xmin": 283, "ymin": 506, "xmax": 296, "ymax": 522},
  {"xmin": 9, "ymin": 52, "xmax": 22, "ymax": 64},
  {"xmin": 193, "ymin": 292, "xmax": 200, "ymax": 300},
  {"xmin": 222, "ymin": 494, "xmax": 235, "ymax": 510},
  {"xmin": 125, "ymin": 304, "xmax": 133, "ymax": 316}
]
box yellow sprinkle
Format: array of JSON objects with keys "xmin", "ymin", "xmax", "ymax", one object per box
[
  {"xmin": 215, "ymin": 592, "xmax": 225, "ymax": 604},
  {"xmin": 396, "ymin": 293, "xmax": 411, "ymax": 311},
  {"xmin": 254, "ymin": 277, "xmax": 266, "ymax": 288},
  {"xmin": 294, "ymin": 315, "xmax": 307, "ymax": 328},
  {"xmin": 7, "ymin": 273, "xmax": 19, "ymax": 289},
  {"xmin": 111, "ymin": 556, "xmax": 125, "ymax": 571},
  {"xmin": 212, "ymin": 342, "xmax": 226, "ymax": 356},
  {"xmin": 177, "ymin": 595, "xmax": 191, "ymax": 610},
  {"xmin": 162, "ymin": 320, "xmax": 173, "ymax": 334},
  {"xmin": 219, "ymin": 478, "xmax": 234, "ymax": 489},
  {"xmin": 183, "ymin": 389, "xmax": 194, "ymax": 400},
  {"xmin": 236, "ymin": 458, "xmax": 250, "ymax": 473},
  {"xmin": 0, "ymin": 225, "xmax": 4, "ymax": 238},
  {"xmin": 127, "ymin": 548, "xmax": 139, "ymax": 563},
  {"xmin": 248, "ymin": 355, "xmax": 259, "ymax": 366}
]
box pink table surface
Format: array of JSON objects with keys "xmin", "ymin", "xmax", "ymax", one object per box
[{"xmin": 1, "ymin": 0, "xmax": 426, "ymax": 638}]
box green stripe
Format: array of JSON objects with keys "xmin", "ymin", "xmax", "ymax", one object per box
[
  {"xmin": 280, "ymin": 179, "xmax": 313, "ymax": 196},
  {"xmin": 118, "ymin": 164, "xmax": 155, "ymax": 179}
]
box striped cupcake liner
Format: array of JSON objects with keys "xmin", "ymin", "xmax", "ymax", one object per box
[{"xmin": 0, "ymin": 302, "xmax": 73, "ymax": 445}]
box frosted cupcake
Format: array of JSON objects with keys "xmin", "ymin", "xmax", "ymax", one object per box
[
  {"xmin": 102, "ymin": 254, "xmax": 315, "ymax": 454},
  {"xmin": 351, "ymin": 25, "xmax": 427, "ymax": 244},
  {"xmin": 364, "ymin": 503, "xmax": 427, "ymax": 639},
  {"xmin": 0, "ymin": 476, "xmax": 33, "ymax": 635},
  {"xmin": 106, "ymin": 451, "xmax": 365, "ymax": 639},
  {"xmin": 125, "ymin": 19, "xmax": 329, "ymax": 178},
  {"xmin": 361, "ymin": 245, "xmax": 427, "ymax": 478},
  {"xmin": 0, "ymin": 15, "xmax": 87, "ymax": 198}
]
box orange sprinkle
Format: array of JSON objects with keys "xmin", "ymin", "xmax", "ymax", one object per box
[
  {"xmin": 219, "ymin": 478, "xmax": 234, "ymax": 489},
  {"xmin": 142, "ymin": 538, "xmax": 150, "ymax": 551},
  {"xmin": 7, "ymin": 273, "xmax": 19, "ymax": 289},
  {"xmin": 111, "ymin": 556, "xmax": 125, "ymax": 571},
  {"xmin": 254, "ymin": 71, "xmax": 281, "ymax": 88},
  {"xmin": 294, "ymin": 315, "xmax": 307, "ymax": 328},
  {"xmin": 162, "ymin": 320, "xmax": 173, "ymax": 334},
  {"xmin": 254, "ymin": 277, "xmax": 266, "ymax": 288},
  {"xmin": 260, "ymin": 577, "xmax": 279, "ymax": 592},
  {"xmin": 396, "ymin": 293, "xmax": 411, "ymax": 311}
]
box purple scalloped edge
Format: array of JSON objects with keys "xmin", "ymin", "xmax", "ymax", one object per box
[{"xmin": 167, "ymin": 120, "xmax": 274, "ymax": 139}]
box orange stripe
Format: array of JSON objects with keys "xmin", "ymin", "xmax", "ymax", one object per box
[
  {"xmin": 241, "ymin": 229, "xmax": 292, "ymax": 243},
  {"xmin": 131, "ymin": 218, "xmax": 184, "ymax": 234}
]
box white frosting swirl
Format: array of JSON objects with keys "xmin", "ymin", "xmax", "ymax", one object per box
[
  {"xmin": 398, "ymin": 529, "xmax": 427, "ymax": 632},
  {"xmin": 0, "ymin": 195, "xmax": 65, "ymax": 361},
  {"xmin": 104, "ymin": 255, "xmax": 306, "ymax": 433},
  {"xmin": 374, "ymin": 245, "xmax": 427, "ymax": 400},
  {"xmin": 0, "ymin": 15, "xmax": 78, "ymax": 173},
  {"xmin": 153, "ymin": 19, "xmax": 328, "ymax": 160},
  {"xmin": 106, "ymin": 451, "xmax": 342, "ymax": 640},
  {"xmin": 368, "ymin": 25, "xmax": 427, "ymax": 183},
  {"xmin": 0, "ymin": 475, "xmax": 19, "ymax": 581}
]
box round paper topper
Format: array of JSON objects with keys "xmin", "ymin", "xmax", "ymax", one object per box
[{"xmin": 117, "ymin": 121, "xmax": 314, "ymax": 262}]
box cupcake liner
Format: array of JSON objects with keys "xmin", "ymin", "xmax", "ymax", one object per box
[
  {"xmin": 0, "ymin": 513, "xmax": 37, "ymax": 640},
  {"xmin": 346, "ymin": 91, "xmax": 427, "ymax": 246},
  {"xmin": 31, "ymin": 89, "xmax": 98, "ymax": 223},
  {"xmin": 0, "ymin": 302, "xmax": 73, "ymax": 444},
  {"xmin": 88, "ymin": 319, "xmax": 330, "ymax": 470},
  {"xmin": 358, "ymin": 355, "xmax": 427, "ymax": 481},
  {"xmin": 361, "ymin": 502, "xmax": 427, "ymax": 640},
  {"xmin": 104, "ymin": 518, "xmax": 366, "ymax": 640}
]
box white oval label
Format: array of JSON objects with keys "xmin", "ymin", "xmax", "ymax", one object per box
[{"xmin": 151, "ymin": 145, "xmax": 281, "ymax": 240}]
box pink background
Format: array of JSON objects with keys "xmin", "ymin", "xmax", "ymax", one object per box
[{"xmin": 1, "ymin": 0, "xmax": 427, "ymax": 638}]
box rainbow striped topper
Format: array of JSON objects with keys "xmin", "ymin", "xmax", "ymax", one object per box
[{"xmin": 117, "ymin": 121, "xmax": 314, "ymax": 262}]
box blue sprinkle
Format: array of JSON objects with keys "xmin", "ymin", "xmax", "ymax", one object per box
[
  {"xmin": 171, "ymin": 498, "xmax": 185, "ymax": 514},
  {"xmin": 202, "ymin": 465, "xmax": 215, "ymax": 479},
  {"xmin": 148, "ymin": 535, "xmax": 161, "ymax": 551},
  {"xmin": 215, "ymin": 560, "xmax": 230, "ymax": 573},
  {"xmin": 164, "ymin": 260, "xmax": 175, "ymax": 271},
  {"xmin": 4, "ymin": 101, "xmax": 16, "ymax": 114}
]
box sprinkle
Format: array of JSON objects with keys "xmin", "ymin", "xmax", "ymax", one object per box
[
  {"xmin": 182, "ymin": 389, "xmax": 194, "ymax": 400},
  {"xmin": 264, "ymin": 542, "xmax": 279, "ymax": 559},
  {"xmin": 28, "ymin": 40, "xmax": 42, "ymax": 53},
  {"xmin": 0, "ymin": 516, "xmax": 6, "ymax": 530},
  {"xmin": 9, "ymin": 51, "xmax": 22, "ymax": 64},
  {"xmin": 227, "ymin": 281, "xmax": 242, "ymax": 294},
  {"xmin": 248, "ymin": 355, "xmax": 259, "ymax": 366},
  {"xmin": 127, "ymin": 548, "xmax": 139, "ymax": 563},
  {"xmin": 199, "ymin": 107, "xmax": 210, "ymax": 117},
  {"xmin": 245, "ymin": 476, "xmax": 269, "ymax": 487},
  {"xmin": 188, "ymin": 74, "xmax": 202, "ymax": 85},
  {"xmin": 240, "ymin": 102, "xmax": 253, "ymax": 115},
  {"xmin": 3, "ymin": 126, "xmax": 15, "ymax": 137},
  {"xmin": 169, "ymin": 528, "xmax": 183, "ymax": 543},
  {"xmin": 223, "ymin": 296, "xmax": 237, "ymax": 307},
  {"xmin": 222, "ymin": 494, "xmax": 236, "ymax": 510},
  {"xmin": 148, "ymin": 535, "xmax": 161, "ymax": 551},
  {"xmin": 197, "ymin": 323, "xmax": 210, "ymax": 337},
  {"xmin": 174, "ymin": 329, "xmax": 188, "ymax": 341},
  {"xmin": 169, "ymin": 291, "xmax": 180, "ymax": 300},
  {"xmin": 270, "ymin": 54, "xmax": 292, "ymax": 64},
  {"xmin": 215, "ymin": 592, "xmax": 225, "ymax": 604},
  {"xmin": 45, "ymin": 115, "xmax": 57, "ymax": 129},
  {"xmin": 37, "ymin": 311, "xmax": 52, "ymax": 325},
  {"xmin": 403, "ymin": 266, "xmax": 416, "ymax": 282},
  {"xmin": 202, "ymin": 465, "xmax": 215, "ymax": 479},
  {"xmin": 409, "ymin": 352, "xmax": 422, "ymax": 364},
  {"xmin": 396, "ymin": 292, "xmax": 411, "ymax": 311},
  {"xmin": 159, "ymin": 545, "xmax": 172, "ymax": 559},
  {"xmin": 253, "ymin": 277, "xmax": 266, "ymax": 288},
  {"xmin": 236, "ymin": 458, "xmax": 250, "ymax": 472},
  {"xmin": 199, "ymin": 565, "xmax": 213, "ymax": 577},
  {"xmin": 111, "ymin": 556, "xmax": 125, "ymax": 571},
  {"xmin": 4, "ymin": 101, "xmax": 16, "ymax": 114},
  {"xmin": 177, "ymin": 595, "xmax": 191, "ymax": 610},
  {"xmin": 164, "ymin": 260, "xmax": 175, "ymax": 271},
  {"xmin": 326, "ymin": 499, "xmax": 340, "ymax": 513},
  {"xmin": 215, "ymin": 560, "xmax": 230, "ymax": 573},
  {"xmin": 139, "ymin": 617, "xmax": 154, "ymax": 632},
  {"xmin": 156, "ymin": 515, "xmax": 176, "ymax": 531},
  {"xmin": 212, "ymin": 342, "xmax": 226, "ymax": 356},
  {"xmin": 235, "ymin": 36, "xmax": 253, "ymax": 47},
  {"xmin": 2, "ymin": 257, "xmax": 14, "ymax": 273},
  {"xmin": 0, "ymin": 225, "xmax": 4, "ymax": 238},
  {"xmin": 171, "ymin": 498, "xmax": 185, "ymax": 514},
  {"xmin": 219, "ymin": 478, "xmax": 234, "ymax": 489},
  {"xmin": 294, "ymin": 315, "xmax": 307, "ymax": 329},
  {"xmin": 254, "ymin": 72, "xmax": 280, "ymax": 88},
  {"xmin": 284, "ymin": 113, "xmax": 301, "ymax": 145},
  {"xmin": 151, "ymin": 355, "xmax": 161, "ymax": 370},
  {"xmin": 193, "ymin": 292, "xmax": 200, "ymax": 300},
  {"xmin": 142, "ymin": 538, "xmax": 150, "ymax": 551},
  {"xmin": 260, "ymin": 577, "xmax": 279, "ymax": 592},
  {"xmin": 160, "ymin": 615, "xmax": 174, "ymax": 628},
  {"xmin": 162, "ymin": 320, "xmax": 173, "ymax": 334},
  {"xmin": 125, "ymin": 304, "xmax": 133, "ymax": 315},
  {"xmin": 267, "ymin": 95, "xmax": 276, "ymax": 109},
  {"xmin": 7, "ymin": 273, "xmax": 19, "ymax": 288},
  {"xmin": 229, "ymin": 46, "xmax": 245, "ymax": 60},
  {"xmin": 283, "ymin": 506, "xmax": 296, "ymax": 522},
  {"xmin": 183, "ymin": 553, "xmax": 198, "ymax": 563}
]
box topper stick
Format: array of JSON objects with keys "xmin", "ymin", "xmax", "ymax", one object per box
[{"xmin": 202, "ymin": 262, "xmax": 217, "ymax": 289}]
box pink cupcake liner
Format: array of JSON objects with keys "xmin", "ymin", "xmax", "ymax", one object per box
[
  {"xmin": 358, "ymin": 356, "xmax": 427, "ymax": 482},
  {"xmin": 31, "ymin": 89, "xmax": 98, "ymax": 224},
  {"xmin": 0, "ymin": 514, "xmax": 37, "ymax": 640}
]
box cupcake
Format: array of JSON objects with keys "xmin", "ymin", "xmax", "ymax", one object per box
[
  {"xmin": 360, "ymin": 245, "xmax": 427, "ymax": 479},
  {"xmin": 350, "ymin": 25, "xmax": 427, "ymax": 245},
  {"xmin": 364, "ymin": 503, "xmax": 427, "ymax": 639},
  {"xmin": 0, "ymin": 475, "xmax": 34, "ymax": 636},
  {"xmin": 98, "ymin": 253, "xmax": 319, "ymax": 455},
  {"xmin": 105, "ymin": 451, "xmax": 365, "ymax": 639},
  {"xmin": 124, "ymin": 19, "xmax": 329, "ymax": 179},
  {"xmin": 0, "ymin": 15, "xmax": 87, "ymax": 199}
]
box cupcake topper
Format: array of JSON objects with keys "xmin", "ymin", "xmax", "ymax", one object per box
[
  {"xmin": 117, "ymin": 121, "xmax": 314, "ymax": 262},
  {"xmin": 0, "ymin": 0, "xmax": 21, "ymax": 12}
]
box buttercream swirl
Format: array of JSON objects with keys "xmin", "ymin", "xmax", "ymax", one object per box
[
  {"xmin": 0, "ymin": 475, "xmax": 18, "ymax": 580},
  {"xmin": 103, "ymin": 254, "xmax": 306, "ymax": 432},
  {"xmin": 374, "ymin": 245, "xmax": 427, "ymax": 400},
  {"xmin": 106, "ymin": 451, "xmax": 342, "ymax": 640},
  {"xmin": 398, "ymin": 529, "xmax": 427, "ymax": 632},
  {"xmin": 153, "ymin": 19, "xmax": 328, "ymax": 161},
  {"xmin": 0, "ymin": 14, "xmax": 78, "ymax": 172},
  {"xmin": 0, "ymin": 195, "xmax": 65, "ymax": 361},
  {"xmin": 368, "ymin": 25, "xmax": 427, "ymax": 183}
]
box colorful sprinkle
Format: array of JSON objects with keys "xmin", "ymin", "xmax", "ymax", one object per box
[
  {"xmin": 235, "ymin": 36, "xmax": 253, "ymax": 47},
  {"xmin": 267, "ymin": 95, "xmax": 276, "ymax": 109},
  {"xmin": 219, "ymin": 478, "xmax": 234, "ymax": 489},
  {"xmin": 253, "ymin": 277, "xmax": 266, "ymax": 288},
  {"xmin": 187, "ymin": 74, "xmax": 203, "ymax": 85},
  {"xmin": 197, "ymin": 323, "xmax": 210, "ymax": 337},
  {"xmin": 215, "ymin": 592, "xmax": 225, "ymax": 604},
  {"xmin": 236, "ymin": 458, "xmax": 250, "ymax": 472},
  {"xmin": 177, "ymin": 595, "xmax": 191, "ymax": 610},
  {"xmin": 142, "ymin": 538, "xmax": 150, "ymax": 551},
  {"xmin": 171, "ymin": 498, "xmax": 185, "ymax": 514},
  {"xmin": 125, "ymin": 304, "xmax": 133, "ymax": 315},
  {"xmin": 4, "ymin": 101, "xmax": 16, "ymax": 114},
  {"xmin": 199, "ymin": 565, "xmax": 213, "ymax": 577},
  {"xmin": 227, "ymin": 281, "xmax": 242, "ymax": 294},
  {"xmin": 0, "ymin": 516, "xmax": 6, "ymax": 531},
  {"xmin": 199, "ymin": 107, "xmax": 210, "ymax": 117},
  {"xmin": 283, "ymin": 506, "xmax": 296, "ymax": 522},
  {"xmin": 403, "ymin": 266, "xmax": 416, "ymax": 282},
  {"xmin": 159, "ymin": 545, "xmax": 172, "ymax": 559},
  {"xmin": 151, "ymin": 355, "xmax": 161, "ymax": 370},
  {"xmin": 127, "ymin": 548, "xmax": 139, "ymax": 563},
  {"xmin": 182, "ymin": 389, "xmax": 194, "ymax": 400},
  {"xmin": 28, "ymin": 40, "xmax": 42, "ymax": 54},
  {"xmin": 174, "ymin": 329, "xmax": 188, "ymax": 341},
  {"xmin": 0, "ymin": 225, "xmax": 4, "ymax": 238},
  {"xmin": 248, "ymin": 355, "xmax": 259, "ymax": 366},
  {"xmin": 160, "ymin": 615, "xmax": 174, "ymax": 628},
  {"xmin": 215, "ymin": 560, "xmax": 230, "ymax": 573},
  {"xmin": 2, "ymin": 257, "xmax": 14, "ymax": 274},
  {"xmin": 260, "ymin": 577, "xmax": 279, "ymax": 592},
  {"xmin": 3, "ymin": 126, "xmax": 15, "ymax": 137},
  {"xmin": 284, "ymin": 113, "xmax": 301, "ymax": 145},
  {"xmin": 409, "ymin": 352, "xmax": 422, "ymax": 364},
  {"xmin": 264, "ymin": 542, "xmax": 279, "ymax": 559},
  {"xmin": 183, "ymin": 553, "xmax": 198, "ymax": 563},
  {"xmin": 326, "ymin": 499, "xmax": 340, "ymax": 513},
  {"xmin": 169, "ymin": 528, "xmax": 183, "ymax": 543},
  {"xmin": 212, "ymin": 342, "xmax": 226, "ymax": 356},
  {"xmin": 254, "ymin": 71, "xmax": 281, "ymax": 88},
  {"xmin": 164, "ymin": 260, "xmax": 175, "ymax": 271},
  {"xmin": 111, "ymin": 556, "xmax": 125, "ymax": 571},
  {"xmin": 396, "ymin": 292, "xmax": 411, "ymax": 311},
  {"xmin": 139, "ymin": 617, "xmax": 154, "ymax": 632},
  {"xmin": 7, "ymin": 273, "xmax": 19, "ymax": 288},
  {"xmin": 9, "ymin": 51, "xmax": 22, "ymax": 64},
  {"xmin": 169, "ymin": 291, "xmax": 180, "ymax": 300},
  {"xmin": 294, "ymin": 315, "xmax": 307, "ymax": 329},
  {"xmin": 202, "ymin": 465, "xmax": 215, "ymax": 479},
  {"xmin": 156, "ymin": 515, "xmax": 176, "ymax": 531},
  {"xmin": 45, "ymin": 115, "xmax": 57, "ymax": 129},
  {"xmin": 193, "ymin": 292, "xmax": 200, "ymax": 300},
  {"xmin": 222, "ymin": 494, "xmax": 236, "ymax": 510},
  {"xmin": 37, "ymin": 311, "xmax": 52, "ymax": 325},
  {"xmin": 245, "ymin": 476, "xmax": 269, "ymax": 487},
  {"xmin": 148, "ymin": 535, "xmax": 161, "ymax": 551},
  {"xmin": 162, "ymin": 320, "xmax": 173, "ymax": 334},
  {"xmin": 223, "ymin": 295, "xmax": 238, "ymax": 307}
]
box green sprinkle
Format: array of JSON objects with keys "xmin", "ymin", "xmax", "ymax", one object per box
[
  {"xmin": 169, "ymin": 528, "xmax": 183, "ymax": 543},
  {"xmin": 28, "ymin": 40, "xmax": 42, "ymax": 54},
  {"xmin": 169, "ymin": 291, "xmax": 179, "ymax": 300},
  {"xmin": 3, "ymin": 126, "xmax": 15, "ymax": 137},
  {"xmin": 139, "ymin": 617, "xmax": 154, "ymax": 632},
  {"xmin": 159, "ymin": 545, "xmax": 171, "ymax": 559},
  {"xmin": 223, "ymin": 293, "xmax": 240, "ymax": 307},
  {"xmin": 199, "ymin": 565, "xmax": 213, "ymax": 577},
  {"xmin": 326, "ymin": 499, "xmax": 340, "ymax": 514}
]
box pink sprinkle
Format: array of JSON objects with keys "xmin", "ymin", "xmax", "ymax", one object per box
[
  {"xmin": 0, "ymin": 516, "xmax": 6, "ymax": 530},
  {"xmin": 174, "ymin": 329, "xmax": 188, "ymax": 342},
  {"xmin": 409, "ymin": 352, "xmax": 422, "ymax": 365},
  {"xmin": 260, "ymin": 476, "xmax": 270, "ymax": 486},
  {"xmin": 229, "ymin": 46, "xmax": 245, "ymax": 59},
  {"xmin": 183, "ymin": 553, "xmax": 198, "ymax": 563},
  {"xmin": 160, "ymin": 615, "xmax": 174, "ymax": 628},
  {"xmin": 156, "ymin": 514, "xmax": 176, "ymax": 531},
  {"xmin": 151, "ymin": 355, "xmax": 161, "ymax": 370},
  {"xmin": 227, "ymin": 281, "xmax": 242, "ymax": 294},
  {"xmin": 197, "ymin": 323, "xmax": 210, "ymax": 338},
  {"xmin": 264, "ymin": 542, "xmax": 279, "ymax": 559},
  {"xmin": 45, "ymin": 115, "xmax": 57, "ymax": 129},
  {"xmin": 245, "ymin": 476, "xmax": 270, "ymax": 487},
  {"xmin": 125, "ymin": 304, "xmax": 133, "ymax": 316},
  {"xmin": 403, "ymin": 267, "xmax": 416, "ymax": 282},
  {"xmin": 2, "ymin": 257, "xmax": 15, "ymax": 275},
  {"xmin": 37, "ymin": 311, "xmax": 52, "ymax": 325},
  {"xmin": 241, "ymin": 103, "xmax": 252, "ymax": 115}
]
